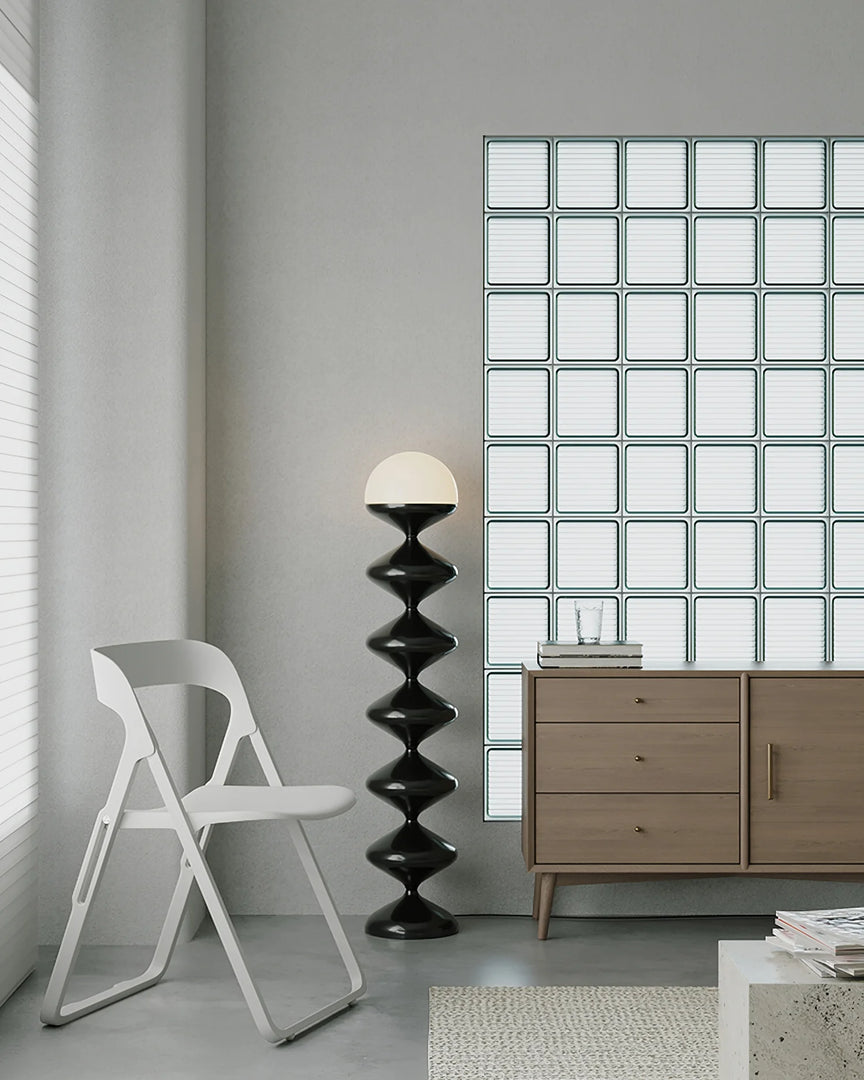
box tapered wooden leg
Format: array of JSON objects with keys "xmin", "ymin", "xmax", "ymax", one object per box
[
  {"xmin": 531, "ymin": 873, "xmax": 541, "ymax": 919},
  {"xmin": 537, "ymin": 873, "xmax": 557, "ymax": 940}
]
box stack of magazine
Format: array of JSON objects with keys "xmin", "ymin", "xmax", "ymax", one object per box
[
  {"xmin": 537, "ymin": 641, "xmax": 643, "ymax": 669},
  {"xmin": 768, "ymin": 907, "xmax": 864, "ymax": 978}
]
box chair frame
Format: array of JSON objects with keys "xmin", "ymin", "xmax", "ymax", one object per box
[{"xmin": 41, "ymin": 641, "xmax": 365, "ymax": 1044}]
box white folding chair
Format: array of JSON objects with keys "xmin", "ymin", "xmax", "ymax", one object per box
[{"xmin": 41, "ymin": 639, "xmax": 365, "ymax": 1044}]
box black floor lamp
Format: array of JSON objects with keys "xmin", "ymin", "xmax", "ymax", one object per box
[{"xmin": 364, "ymin": 451, "xmax": 459, "ymax": 939}]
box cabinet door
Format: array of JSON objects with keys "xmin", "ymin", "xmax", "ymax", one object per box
[{"xmin": 749, "ymin": 678, "xmax": 864, "ymax": 864}]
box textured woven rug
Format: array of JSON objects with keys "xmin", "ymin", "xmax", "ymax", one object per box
[{"xmin": 428, "ymin": 985, "xmax": 718, "ymax": 1080}]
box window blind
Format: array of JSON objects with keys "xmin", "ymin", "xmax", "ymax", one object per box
[
  {"xmin": 484, "ymin": 136, "xmax": 864, "ymax": 820},
  {"xmin": 0, "ymin": 22, "xmax": 37, "ymax": 1004}
]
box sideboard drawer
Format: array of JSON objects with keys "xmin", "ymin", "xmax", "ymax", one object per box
[
  {"xmin": 535, "ymin": 793, "xmax": 740, "ymax": 864},
  {"xmin": 535, "ymin": 722, "xmax": 739, "ymax": 794},
  {"xmin": 535, "ymin": 677, "xmax": 739, "ymax": 724}
]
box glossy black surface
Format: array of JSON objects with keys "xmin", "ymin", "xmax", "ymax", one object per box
[{"xmin": 365, "ymin": 502, "xmax": 459, "ymax": 939}]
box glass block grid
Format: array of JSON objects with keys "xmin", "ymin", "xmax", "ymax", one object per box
[{"xmin": 483, "ymin": 136, "xmax": 864, "ymax": 820}]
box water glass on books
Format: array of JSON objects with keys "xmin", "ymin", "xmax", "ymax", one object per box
[{"xmin": 574, "ymin": 601, "xmax": 604, "ymax": 644}]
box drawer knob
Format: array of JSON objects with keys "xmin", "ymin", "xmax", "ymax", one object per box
[
  {"xmin": 633, "ymin": 826, "xmax": 642, "ymax": 832},
  {"xmin": 634, "ymin": 755, "xmax": 643, "ymax": 761},
  {"xmin": 633, "ymin": 697, "xmax": 643, "ymax": 704}
]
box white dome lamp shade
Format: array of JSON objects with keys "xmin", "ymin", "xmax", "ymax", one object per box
[{"xmin": 364, "ymin": 451, "xmax": 458, "ymax": 509}]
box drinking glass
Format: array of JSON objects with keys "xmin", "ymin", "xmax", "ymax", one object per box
[{"xmin": 574, "ymin": 600, "xmax": 604, "ymax": 644}]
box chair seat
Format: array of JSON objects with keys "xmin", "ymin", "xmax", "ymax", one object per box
[{"xmin": 120, "ymin": 784, "xmax": 356, "ymax": 830}]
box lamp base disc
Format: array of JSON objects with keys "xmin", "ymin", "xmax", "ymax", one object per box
[{"xmin": 365, "ymin": 895, "xmax": 459, "ymax": 939}]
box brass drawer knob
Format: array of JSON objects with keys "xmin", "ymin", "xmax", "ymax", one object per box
[
  {"xmin": 633, "ymin": 826, "xmax": 642, "ymax": 832},
  {"xmin": 634, "ymin": 755, "xmax": 643, "ymax": 761},
  {"xmin": 633, "ymin": 697, "xmax": 643, "ymax": 703}
]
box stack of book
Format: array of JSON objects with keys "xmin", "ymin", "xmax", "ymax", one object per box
[
  {"xmin": 537, "ymin": 641, "xmax": 643, "ymax": 669},
  {"xmin": 767, "ymin": 907, "xmax": 864, "ymax": 978}
]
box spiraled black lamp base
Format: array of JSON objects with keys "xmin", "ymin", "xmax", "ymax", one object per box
[
  {"xmin": 366, "ymin": 893, "xmax": 459, "ymax": 940},
  {"xmin": 365, "ymin": 502, "xmax": 459, "ymax": 939}
]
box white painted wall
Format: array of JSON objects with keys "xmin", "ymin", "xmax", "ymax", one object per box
[
  {"xmin": 204, "ymin": 0, "xmax": 864, "ymax": 918},
  {"xmin": 39, "ymin": 0, "xmax": 206, "ymax": 944}
]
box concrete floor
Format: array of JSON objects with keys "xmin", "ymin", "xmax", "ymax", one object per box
[{"xmin": 0, "ymin": 914, "xmax": 773, "ymax": 1079}]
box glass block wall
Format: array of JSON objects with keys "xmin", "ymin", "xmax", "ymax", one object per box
[{"xmin": 483, "ymin": 137, "xmax": 864, "ymax": 819}]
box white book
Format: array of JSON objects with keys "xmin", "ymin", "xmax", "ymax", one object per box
[
  {"xmin": 537, "ymin": 657, "xmax": 643, "ymax": 669},
  {"xmin": 771, "ymin": 927, "xmax": 864, "ymax": 960},
  {"xmin": 798, "ymin": 956, "xmax": 837, "ymax": 979},
  {"xmin": 776, "ymin": 907, "xmax": 864, "ymax": 955},
  {"xmin": 796, "ymin": 954, "xmax": 864, "ymax": 979},
  {"xmin": 539, "ymin": 640, "xmax": 643, "ymax": 657}
]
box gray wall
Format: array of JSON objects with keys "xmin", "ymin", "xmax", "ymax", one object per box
[
  {"xmin": 205, "ymin": 0, "xmax": 864, "ymax": 918},
  {"xmin": 39, "ymin": 0, "xmax": 206, "ymax": 944}
]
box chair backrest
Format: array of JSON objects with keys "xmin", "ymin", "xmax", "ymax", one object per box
[{"xmin": 91, "ymin": 640, "xmax": 257, "ymax": 760}]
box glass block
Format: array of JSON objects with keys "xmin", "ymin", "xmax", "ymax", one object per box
[
  {"xmin": 555, "ymin": 595, "xmax": 619, "ymax": 642},
  {"xmin": 486, "ymin": 444, "xmax": 549, "ymax": 513},
  {"xmin": 832, "ymin": 219, "xmax": 864, "ymax": 284},
  {"xmin": 486, "ymin": 368, "xmax": 549, "ymax": 436},
  {"xmin": 763, "ymin": 368, "xmax": 825, "ymax": 436},
  {"xmin": 556, "ymin": 521, "xmax": 619, "ymax": 589},
  {"xmin": 763, "ymin": 217, "xmax": 826, "ymax": 285},
  {"xmin": 763, "ymin": 521, "xmax": 825, "ymax": 589},
  {"xmin": 694, "ymin": 445, "xmax": 756, "ymax": 513},
  {"xmin": 624, "ymin": 597, "xmax": 687, "ymax": 664},
  {"xmin": 557, "ymin": 445, "xmax": 618, "ymax": 513},
  {"xmin": 763, "ymin": 140, "xmax": 826, "ymax": 208},
  {"xmin": 625, "ymin": 293, "xmax": 687, "ymax": 361},
  {"xmin": 833, "ymin": 446, "xmax": 864, "ymax": 512},
  {"xmin": 486, "ymin": 520, "xmax": 549, "ymax": 589},
  {"xmin": 694, "ymin": 140, "xmax": 757, "ymax": 208},
  {"xmin": 833, "ymin": 598, "xmax": 864, "ymax": 663},
  {"xmin": 833, "ymin": 141, "xmax": 864, "ymax": 208},
  {"xmin": 556, "ymin": 369, "xmax": 618, "ymax": 436},
  {"xmin": 833, "ymin": 294, "xmax": 864, "ymax": 360},
  {"xmin": 694, "ymin": 597, "xmax": 757, "ymax": 662},
  {"xmin": 694, "ymin": 521, "xmax": 757, "ymax": 588},
  {"xmin": 556, "ymin": 217, "xmax": 618, "ymax": 284},
  {"xmin": 485, "ymin": 749, "xmax": 522, "ymax": 819},
  {"xmin": 625, "ymin": 140, "xmax": 687, "ymax": 208},
  {"xmin": 485, "ymin": 673, "xmax": 523, "ymax": 743},
  {"xmin": 625, "ymin": 521, "xmax": 687, "ymax": 589},
  {"xmin": 764, "ymin": 597, "xmax": 825, "ymax": 664},
  {"xmin": 625, "ymin": 445, "xmax": 687, "ymax": 513},
  {"xmin": 625, "ymin": 368, "xmax": 687, "ymax": 436},
  {"xmin": 763, "ymin": 445, "xmax": 825, "ymax": 512},
  {"xmin": 486, "ymin": 217, "xmax": 549, "ymax": 284},
  {"xmin": 486, "ymin": 140, "xmax": 550, "ymax": 209},
  {"xmin": 487, "ymin": 293, "xmax": 549, "ymax": 361},
  {"xmin": 557, "ymin": 293, "xmax": 618, "ymax": 360},
  {"xmin": 833, "ymin": 370, "xmax": 864, "ymax": 435},
  {"xmin": 694, "ymin": 216, "xmax": 756, "ymax": 285},
  {"xmin": 694, "ymin": 293, "xmax": 756, "ymax": 361},
  {"xmin": 763, "ymin": 293, "xmax": 825, "ymax": 361},
  {"xmin": 694, "ymin": 369, "xmax": 757, "ymax": 436},
  {"xmin": 557, "ymin": 140, "xmax": 619, "ymax": 209},
  {"xmin": 486, "ymin": 595, "xmax": 549, "ymax": 665},
  {"xmin": 625, "ymin": 217, "xmax": 687, "ymax": 284},
  {"xmin": 833, "ymin": 522, "xmax": 864, "ymax": 589}
]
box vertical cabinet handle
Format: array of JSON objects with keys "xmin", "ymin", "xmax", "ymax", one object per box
[{"xmin": 767, "ymin": 743, "xmax": 774, "ymax": 801}]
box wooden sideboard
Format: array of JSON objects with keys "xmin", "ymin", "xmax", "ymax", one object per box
[{"xmin": 522, "ymin": 663, "xmax": 864, "ymax": 939}]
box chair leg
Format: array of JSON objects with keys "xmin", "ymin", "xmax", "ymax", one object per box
[
  {"xmin": 41, "ymin": 757, "xmax": 170, "ymax": 1026},
  {"xmin": 282, "ymin": 819, "xmax": 366, "ymax": 1034},
  {"xmin": 163, "ymin": 814, "xmax": 364, "ymax": 1044}
]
